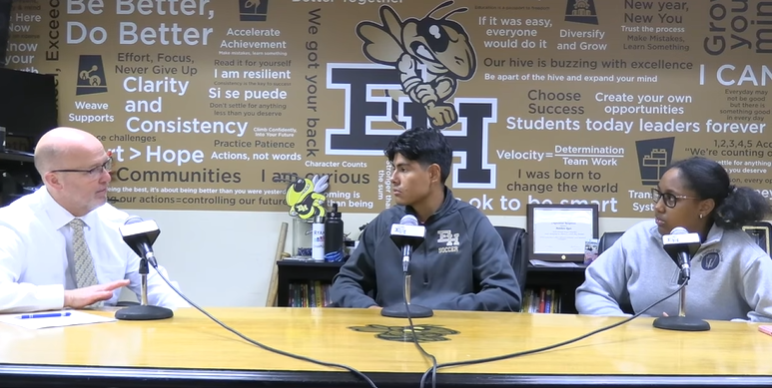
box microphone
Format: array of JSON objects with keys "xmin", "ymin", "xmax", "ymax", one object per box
[
  {"xmin": 389, "ymin": 215, "xmax": 426, "ymax": 273},
  {"xmin": 120, "ymin": 216, "xmax": 161, "ymax": 268},
  {"xmin": 662, "ymin": 226, "xmax": 701, "ymax": 284},
  {"xmin": 115, "ymin": 216, "xmax": 173, "ymax": 321},
  {"xmin": 382, "ymin": 214, "xmax": 433, "ymax": 319},
  {"xmin": 653, "ymin": 226, "xmax": 710, "ymax": 332}
]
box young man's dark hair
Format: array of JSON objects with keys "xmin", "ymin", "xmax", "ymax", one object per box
[
  {"xmin": 330, "ymin": 127, "xmax": 522, "ymax": 312},
  {"xmin": 384, "ymin": 127, "xmax": 452, "ymax": 184}
]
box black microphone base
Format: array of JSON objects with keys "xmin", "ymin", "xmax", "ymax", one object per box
[
  {"xmin": 652, "ymin": 315, "xmax": 710, "ymax": 331},
  {"xmin": 381, "ymin": 304, "xmax": 433, "ymax": 318},
  {"xmin": 115, "ymin": 304, "xmax": 174, "ymax": 321}
]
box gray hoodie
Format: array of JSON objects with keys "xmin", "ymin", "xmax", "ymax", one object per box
[
  {"xmin": 330, "ymin": 188, "xmax": 521, "ymax": 312},
  {"xmin": 576, "ymin": 219, "xmax": 772, "ymax": 322}
]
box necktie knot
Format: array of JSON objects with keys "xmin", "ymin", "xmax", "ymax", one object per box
[{"xmin": 68, "ymin": 218, "xmax": 86, "ymax": 231}]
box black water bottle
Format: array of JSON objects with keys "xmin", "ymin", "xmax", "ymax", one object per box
[{"xmin": 324, "ymin": 203, "xmax": 344, "ymax": 261}]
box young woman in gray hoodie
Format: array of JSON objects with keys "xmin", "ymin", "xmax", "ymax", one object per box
[{"xmin": 576, "ymin": 156, "xmax": 772, "ymax": 322}]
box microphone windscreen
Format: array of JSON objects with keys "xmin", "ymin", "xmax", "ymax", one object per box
[
  {"xmin": 400, "ymin": 214, "xmax": 419, "ymax": 226},
  {"xmin": 669, "ymin": 226, "xmax": 688, "ymax": 235}
]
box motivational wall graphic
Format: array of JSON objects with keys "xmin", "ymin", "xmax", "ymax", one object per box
[{"xmin": 4, "ymin": 0, "xmax": 771, "ymax": 216}]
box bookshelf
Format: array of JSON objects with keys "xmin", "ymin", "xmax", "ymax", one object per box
[
  {"xmin": 523, "ymin": 266, "xmax": 586, "ymax": 314},
  {"xmin": 0, "ymin": 150, "xmax": 40, "ymax": 207},
  {"xmin": 277, "ymin": 260, "xmax": 343, "ymax": 308},
  {"xmin": 275, "ymin": 259, "xmax": 586, "ymax": 313},
  {"xmin": 0, "ymin": 150, "xmax": 33, "ymax": 163}
]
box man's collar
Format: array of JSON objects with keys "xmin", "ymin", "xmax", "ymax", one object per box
[{"xmin": 40, "ymin": 187, "xmax": 97, "ymax": 230}]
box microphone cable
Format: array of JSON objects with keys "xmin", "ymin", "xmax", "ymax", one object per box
[
  {"xmin": 401, "ymin": 268, "xmax": 520, "ymax": 388},
  {"xmin": 419, "ymin": 282, "xmax": 687, "ymax": 388},
  {"xmin": 400, "ymin": 271, "xmax": 439, "ymax": 388},
  {"xmin": 146, "ymin": 263, "xmax": 379, "ymax": 388}
]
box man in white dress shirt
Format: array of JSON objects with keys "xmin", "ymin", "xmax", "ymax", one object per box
[{"xmin": 0, "ymin": 127, "xmax": 187, "ymax": 313}]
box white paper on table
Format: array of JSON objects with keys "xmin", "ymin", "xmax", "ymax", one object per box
[{"xmin": 0, "ymin": 310, "xmax": 116, "ymax": 330}]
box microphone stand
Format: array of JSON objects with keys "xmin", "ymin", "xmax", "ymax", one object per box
[
  {"xmin": 381, "ymin": 273, "xmax": 433, "ymax": 319},
  {"xmin": 652, "ymin": 273, "xmax": 710, "ymax": 331},
  {"xmin": 115, "ymin": 252, "xmax": 174, "ymax": 321}
]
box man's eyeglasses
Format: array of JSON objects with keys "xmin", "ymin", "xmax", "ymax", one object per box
[
  {"xmin": 51, "ymin": 158, "xmax": 112, "ymax": 179},
  {"xmin": 651, "ymin": 188, "xmax": 697, "ymax": 208}
]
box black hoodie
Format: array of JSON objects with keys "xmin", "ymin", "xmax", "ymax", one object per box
[{"xmin": 330, "ymin": 187, "xmax": 522, "ymax": 312}]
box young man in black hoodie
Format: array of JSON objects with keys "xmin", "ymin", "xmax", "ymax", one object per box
[{"xmin": 330, "ymin": 127, "xmax": 522, "ymax": 312}]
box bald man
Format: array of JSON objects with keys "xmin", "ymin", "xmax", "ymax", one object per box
[{"xmin": 0, "ymin": 127, "xmax": 187, "ymax": 313}]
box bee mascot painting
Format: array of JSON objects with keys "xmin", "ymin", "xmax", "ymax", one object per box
[
  {"xmin": 356, "ymin": 0, "xmax": 477, "ymax": 130},
  {"xmin": 285, "ymin": 174, "xmax": 330, "ymax": 221}
]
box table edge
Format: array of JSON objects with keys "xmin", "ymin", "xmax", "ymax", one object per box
[{"xmin": 0, "ymin": 364, "xmax": 770, "ymax": 387}]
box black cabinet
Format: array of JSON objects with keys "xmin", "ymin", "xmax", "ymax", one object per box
[
  {"xmin": 523, "ymin": 266, "xmax": 586, "ymax": 314},
  {"xmin": 277, "ymin": 260, "xmax": 344, "ymax": 308},
  {"xmin": 0, "ymin": 151, "xmax": 39, "ymax": 207}
]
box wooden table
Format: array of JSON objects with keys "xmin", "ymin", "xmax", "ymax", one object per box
[{"xmin": 1, "ymin": 307, "xmax": 770, "ymax": 388}]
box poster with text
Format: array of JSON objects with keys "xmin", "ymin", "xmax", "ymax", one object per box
[{"xmin": 5, "ymin": 0, "xmax": 771, "ymax": 216}]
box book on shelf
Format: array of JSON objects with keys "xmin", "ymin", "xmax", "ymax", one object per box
[
  {"xmin": 522, "ymin": 287, "xmax": 562, "ymax": 313},
  {"xmin": 288, "ymin": 281, "xmax": 333, "ymax": 307}
]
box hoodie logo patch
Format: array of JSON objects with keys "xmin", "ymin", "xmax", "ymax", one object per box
[
  {"xmin": 437, "ymin": 230, "xmax": 460, "ymax": 253},
  {"xmin": 701, "ymin": 251, "xmax": 721, "ymax": 271}
]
